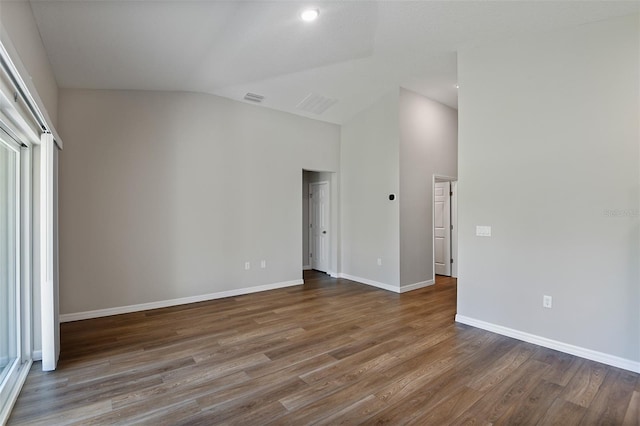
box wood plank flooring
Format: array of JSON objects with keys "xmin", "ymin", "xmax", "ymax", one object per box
[{"xmin": 8, "ymin": 271, "xmax": 639, "ymax": 425}]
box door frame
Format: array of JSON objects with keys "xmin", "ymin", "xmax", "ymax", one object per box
[
  {"xmin": 302, "ymin": 169, "xmax": 338, "ymax": 278},
  {"xmin": 450, "ymin": 181, "xmax": 458, "ymax": 278},
  {"xmin": 0, "ymin": 133, "xmax": 33, "ymax": 424},
  {"xmin": 432, "ymin": 175, "xmax": 458, "ymax": 282},
  {"xmin": 309, "ymin": 181, "xmax": 330, "ymax": 273}
]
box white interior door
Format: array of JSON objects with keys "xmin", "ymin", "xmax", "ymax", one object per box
[
  {"xmin": 434, "ymin": 181, "xmax": 451, "ymax": 276},
  {"xmin": 309, "ymin": 182, "xmax": 329, "ymax": 273}
]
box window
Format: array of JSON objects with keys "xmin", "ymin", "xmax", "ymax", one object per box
[{"xmin": 0, "ymin": 134, "xmax": 26, "ymax": 418}]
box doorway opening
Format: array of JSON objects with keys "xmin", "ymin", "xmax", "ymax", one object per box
[
  {"xmin": 433, "ymin": 176, "xmax": 458, "ymax": 279},
  {"xmin": 302, "ymin": 170, "xmax": 334, "ymax": 275}
]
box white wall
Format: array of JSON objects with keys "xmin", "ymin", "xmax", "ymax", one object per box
[
  {"xmin": 457, "ymin": 14, "xmax": 639, "ymax": 365},
  {"xmin": 340, "ymin": 90, "xmax": 400, "ymax": 288},
  {"xmin": 0, "ymin": 1, "xmax": 58, "ymax": 126},
  {"xmin": 399, "ymin": 88, "xmax": 458, "ymax": 287},
  {"xmin": 58, "ymin": 89, "xmax": 339, "ymax": 315}
]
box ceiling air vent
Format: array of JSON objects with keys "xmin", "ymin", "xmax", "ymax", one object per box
[
  {"xmin": 244, "ymin": 92, "xmax": 264, "ymax": 103},
  {"xmin": 296, "ymin": 93, "xmax": 337, "ymax": 115}
]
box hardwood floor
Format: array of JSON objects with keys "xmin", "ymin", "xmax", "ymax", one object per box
[{"xmin": 9, "ymin": 271, "xmax": 639, "ymax": 425}]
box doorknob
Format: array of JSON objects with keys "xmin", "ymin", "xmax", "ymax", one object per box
[{"xmin": 322, "ymin": 231, "xmax": 327, "ymax": 234}]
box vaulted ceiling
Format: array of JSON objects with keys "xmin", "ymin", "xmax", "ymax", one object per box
[{"xmin": 30, "ymin": 1, "xmax": 639, "ymax": 124}]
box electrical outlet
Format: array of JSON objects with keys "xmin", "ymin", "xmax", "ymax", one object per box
[
  {"xmin": 260, "ymin": 260, "xmax": 266, "ymax": 269},
  {"xmin": 244, "ymin": 262, "xmax": 250, "ymax": 270},
  {"xmin": 377, "ymin": 258, "xmax": 382, "ymax": 266},
  {"xmin": 476, "ymin": 226, "xmax": 492, "ymax": 237},
  {"xmin": 543, "ymin": 295, "xmax": 552, "ymax": 309}
]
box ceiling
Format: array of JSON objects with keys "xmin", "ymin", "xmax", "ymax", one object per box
[{"xmin": 30, "ymin": 1, "xmax": 639, "ymax": 124}]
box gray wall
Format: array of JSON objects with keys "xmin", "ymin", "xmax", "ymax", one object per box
[
  {"xmin": 457, "ymin": 14, "xmax": 639, "ymax": 362},
  {"xmin": 340, "ymin": 90, "xmax": 400, "ymax": 287},
  {"xmin": 58, "ymin": 89, "xmax": 339, "ymax": 314},
  {"xmin": 399, "ymin": 88, "xmax": 458, "ymax": 287}
]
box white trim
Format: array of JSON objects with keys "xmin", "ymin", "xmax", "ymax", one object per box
[
  {"xmin": 303, "ymin": 265, "xmax": 312, "ymax": 270},
  {"xmin": 338, "ymin": 273, "xmax": 400, "ymax": 293},
  {"xmin": 0, "ymin": 31, "xmax": 62, "ymax": 148},
  {"xmin": 400, "ymin": 279, "xmax": 434, "ymax": 293},
  {"xmin": 328, "ymin": 271, "xmax": 338, "ymax": 278},
  {"xmin": 39, "ymin": 135, "xmax": 57, "ymax": 371},
  {"xmin": 20, "ymin": 146, "xmax": 32, "ymax": 365},
  {"xmin": 0, "ymin": 81, "xmax": 40, "ymax": 146},
  {"xmin": 59, "ymin": 279, "xmax": 304, "ymax": 323},
  {"xmin": 0, "ymin": 360, "xmax": 32, "ymax": 425},
  {"xmin": 450, "ymin": 181, "xmax": 458, "ymax": 278},
  {"xmin": 455, "ymin": 315, "xmax": 640, "ymax": 374},
  {"xmin": 31, "ymin": 350, "xmax": 41, "ymax": 362}
]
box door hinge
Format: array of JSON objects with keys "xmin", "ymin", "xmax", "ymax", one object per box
[
  {"xmin": 450, "ymin": 225, "xmax": 453, "ymax": 230},
  {"xmin": 310, "ymin": 253, "xmax": 313, "ymax": 257},
  {"xmin": 450, "ymin": 258, "xmax": 454, "ymax": 263},
  {"xmin": 450, "ymin": 191, "xmax": 453, "ymax": 196}
]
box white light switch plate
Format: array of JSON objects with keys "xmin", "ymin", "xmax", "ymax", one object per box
[{"xmin": 476, "ymin": 226, "xmax": 492, "ymax": 237}]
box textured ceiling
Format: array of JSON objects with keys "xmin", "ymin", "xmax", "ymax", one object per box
[{"xmin": 30, "ymin": 1, "xmax": 639, "ymax": 124}]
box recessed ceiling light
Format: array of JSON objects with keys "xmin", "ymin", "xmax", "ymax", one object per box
[{"xmin": 301, "ymin": 9, "xmax": 319, "ymax": 22}]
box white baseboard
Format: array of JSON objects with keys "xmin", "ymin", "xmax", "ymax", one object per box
[
  {"xmin": 338, "ymin": 273, "xmax": 400, "ymax": 293},
  {"xmin": 32, "ymin": 350, "xmax": 42, "ymax": 361},
  {"xmin": 303, "ymin": 265, "xmax": 312, "ymax": 270},
  {"xmin": 400, "ymin": 279, "xmax": 434, "ymax": 293},
  {"xmin": 60, "ymin": 279, "xmax": 304, "ymax": 323},
  {"xmin": 455, "ymin": 315, "xmax": 640, "ymax": 374},
  {"xmin": 328, "ymin": 271, "xmax": 338, "ymax": 278}
]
